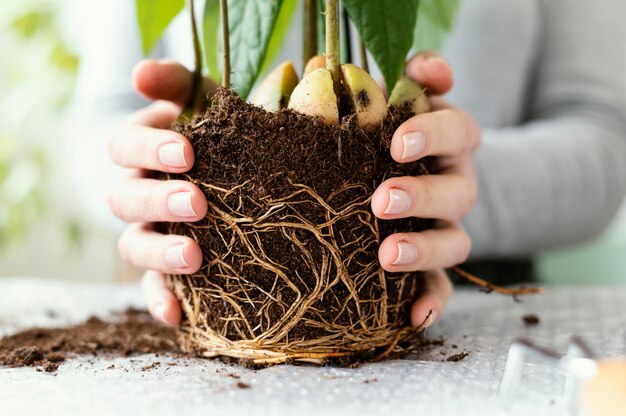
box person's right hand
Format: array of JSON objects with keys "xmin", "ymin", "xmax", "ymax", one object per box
[{"xmin": 108, "ymin": 60, "xmax": 211, "ymax": 326}]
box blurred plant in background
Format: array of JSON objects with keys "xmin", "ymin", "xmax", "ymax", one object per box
[
  {"xmin": 0, "ymin": 0, "xmax": 127, "ymax": 280},
  {"xmin": 0, "ymin": 0, "xmax": 79, "ymax": 251}
]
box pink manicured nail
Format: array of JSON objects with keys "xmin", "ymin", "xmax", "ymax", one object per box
[
  {"xmin": 384, "ymin": 188, "xmax": 412, "ymax": 215},
  {"xmin": 167, "ymin": 191, "xmax": 196, "ymax": 217},
  {"xmin": 154, "ymin": 303, "xmax": 167, "ymax": 322},
  {"xmin": 159, "ymin": 142, "xmax": 187, "ymax": 168},
  {"xmin": 393, "ymin": 241, "xmax": 418, "ymax": 266},
  {"xmin": 165, "ymin": 244, "xmax": 189, "ymax": 269},
  {"xmin": 402, "ymin": 132, "xmax": 426, "ymax": 160},
  {"xmin": 425, "ymin": 310, "xmax": 438, "ymax": 327}
]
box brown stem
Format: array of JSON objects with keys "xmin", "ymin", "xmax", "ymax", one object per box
[
  {"xmin": 303, "ymin": 0, "xmax": 318, "ymax": 70},
  {"xmin": 184, "ymin": 0, "xmax": 203, "ymax": 116},
  {"xmin": 359, "ymin": 38, "xmax": 369, "ymax": 73},
  {"xmin": 452, "ymin": 267, "xmax": 543, "ymax": 298},
  {"xmin": 325, "ymin": 0, "xmax": 341, "ymax": 90},
  {"xmin": 220, "ymin": 0, "xmax": 231, "ymax": 89}
]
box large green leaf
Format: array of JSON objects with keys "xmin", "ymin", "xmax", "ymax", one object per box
[
  {"xmin": 228, "ymin": 0, "xmax": 284, "ymax": 98},
  {"xmin": 202, "ymin": 0, "xmax": 221, "ymax": 81},
  {"xmin": 413, "ymin": 0, "xmax": 460, "ymax": 52},
  {"xmin": 135, "ymin": 0, "xmax": 185, "ymax": 55},
  {"xmin": 259, "ymin": 0, "xmax": 298, "ymax": 75},
  {"xmin": 343, "ymin": 0, "xmax": 420, "ymax": 92}
]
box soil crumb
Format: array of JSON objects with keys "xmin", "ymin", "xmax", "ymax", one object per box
[
  {"xmin": 236, "ymin": 381, "xmax": 251, "ymax": 389},
  {"xmin": 446, "ymin": 352, "xmax": 470, "ymax": 362},
  {"xmin": 522, "ymin": 314, "xmax": 540, "ymax": 326},
  {"xmin": 141, "ymin": 362, "xmax": 161, "ymax": 372},
  {"xmin": 0, "ymin": 308, "xmax": 180, "ymax": 373}
]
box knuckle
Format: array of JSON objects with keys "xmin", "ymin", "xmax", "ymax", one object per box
[
  {"xmin": 457, "ymin": 231, "xmax": 472, "ymax": 264},
  {"xmin": 458, "ymin": 177, "xmax": 477, "ymax": 217},
  {"xmin": 117, "ymin": 232, "xmax": 131, "ymax": 263}
]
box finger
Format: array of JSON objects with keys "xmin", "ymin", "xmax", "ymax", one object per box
[
  {"xmin": 109, "ymin": 178, "xmax": 207, "ymax": 223},
  {"xmin": 378, "ymin": 224, "xmax": 471, "ymax": 272},
  {"xmin": 108, "ymin": 124, "xmax": 194, "ymax": 172},
  {"xmin": 141, "ymin": 270, "xmax": 182, "ymax": 326},
  {"xmin": 127, "ymin": 100, "xmax": 181, "ymax": 128},
  {"xmin": 133, "ymin": 60, "xmax": 194, "ymax": 107},
  {"xmin": 410, "ymin": 269, "xmax": 453, "ymax": 328},
  {"xmin": 390, "ymin": 107, "xmax": 480, "ymax": 163},
  {"xmin": 118, "ymin": 224, "xmax": 203, "ymax": 274},
  {"xmin": 405, "ymin": 51, "xmax": 454, "ymax": 96},
  {"xmin": 371, "ymin": 174, "xmax": 476, "ymax": 222}
]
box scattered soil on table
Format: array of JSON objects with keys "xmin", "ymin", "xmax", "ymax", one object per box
[
  {"xmin": 445, "ymin": 352, "xmax": 470, "ymax": 362},
  {"xmin": 236, "ymin": 381, "xmax": 251, "ymax": 389},
  {"xmin": 522, "ymin": 314, "xmax": 540, "ymax": 326},
  {"xmin": 141, "ymin": 361, "xmax": 161, "ymax": 372},
  {"xmin": 0, "ymin": 307, "xmax": 470, "ymax": 372},
  {"xmin": 0, "ymin": 308, "xmax": 179, "ymax": 373}
]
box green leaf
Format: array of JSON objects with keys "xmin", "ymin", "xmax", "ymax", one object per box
[
  {"xmin": 413, "ymin": 0, "xmax": 460, "ymax": 52},
  {"xmin": 343, "ymin": 0, "xmax": 420, "ymax": 92},
  {"xmin": 227, "ymin": 0, "xmax": 284, "ymax": 98},
  {"xmin": 135, "ymin": 0, "xmax": 185, "ymax": 55},
  {"xmin": 259, "ymin": 0, "xmax": 298, "ymax": 76},
  {"xmin": 203, "ymin": 0, "xmax": 221, "ymax": 81}
]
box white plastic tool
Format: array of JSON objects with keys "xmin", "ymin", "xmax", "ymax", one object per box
[{"xmin": 499, "ymin": 336, "xmax": 626, "ymax": 416}]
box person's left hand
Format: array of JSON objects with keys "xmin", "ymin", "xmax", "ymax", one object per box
[{"xmin": 371, "ymin": 52, "xmax": 481, "ymax": 329}]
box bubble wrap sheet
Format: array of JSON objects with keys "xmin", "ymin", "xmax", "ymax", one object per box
[{"xmin": 0, "ymin": 278, "xmax": 624, "ymax": 416}]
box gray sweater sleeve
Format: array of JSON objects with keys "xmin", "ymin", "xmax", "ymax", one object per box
[{"xmin": 463, "ymin": 0, "xmax": 626, "ymax": 258}]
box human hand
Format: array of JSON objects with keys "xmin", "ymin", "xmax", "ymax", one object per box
[
  {"xmin": 108, "ymin": 60, "xmax": 213, "ymax": 326},
  {"xmin": 371, "ymin": 52, "xmax": 481, "ymax": 329}
]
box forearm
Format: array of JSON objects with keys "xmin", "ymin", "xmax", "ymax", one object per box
[{"xmin": 465, "ymin": 117, "xmax": 626, "ymax": 258}]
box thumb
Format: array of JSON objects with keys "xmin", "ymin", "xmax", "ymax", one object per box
[{"xmin": 132, "ymin": 59, "xmax": 194, "ymax": 107}]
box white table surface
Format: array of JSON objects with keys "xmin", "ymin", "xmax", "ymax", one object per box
[{"xmin": 0, "ymin": 277, "xmax": 624, "ymax": 416}]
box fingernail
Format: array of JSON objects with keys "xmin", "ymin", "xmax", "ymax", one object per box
[
  {"xmin": 167, "ymin": 191, "xmax": 196, "ymax": 217},
  {"xmin": 154, "ymin": 303, "xmax": 167, "ymax": 322},
  {"xmin": 426, "ymin": 56, "xmax": 444, "ymax": 63},
  {"xmin": 425, "ymin": 310, "xmax": 438, "ymax": 327},
  {"xmin": 384, "ymin": 188, "xmax": 412, "ymax": 215},
  {"xmin": 165, "ymin": 244, "xmax": 189, "ymax": 269},
  {"xmin": 426, "ymin": 56, "xmax": 450, "ymax": 69},
  {"xmin": 402, "ymin": 132, "xmax": 426, "ymax": 160},
  {"xmin": 393, "ymin": 241, "xmax": 418, "ymax": 266},
  {"xmin": 159, "ymin": 142, "xmax": 187, "ymax": 168}
]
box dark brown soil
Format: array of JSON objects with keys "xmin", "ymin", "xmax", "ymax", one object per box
[
  {"xmin": 445, "ymin": 351, "xmax": 470, "ymax": 362},
  {"xmin": 165, "ymin": 88, "xmax": 434, "ymax": 356},
  {"xmin": 0, "ymin": 309, "xmax": 179, "ymax": 373},
  {"xmin": 522, "ymin": 314, "xmax": 540, "ymax": 326}
]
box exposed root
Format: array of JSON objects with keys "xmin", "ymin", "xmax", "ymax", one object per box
[
  {"xmin": 168, "ymin": 179, "xmax": 422, "ymax": 364},
  {"xmin": 452, "ymin": 267, "xmax": 543, "ymax": 297}
]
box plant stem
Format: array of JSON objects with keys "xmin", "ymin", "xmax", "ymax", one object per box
[
  {"xmin": 359, "ymin": 38, "xmax": 369, "ymax": 73},
  {"xmin": 303, "ymin": 0, "xmax": 318, "ymax": 70},
  {"xmin": 185, "ymin": 0, "xmax": 203, "ymax": 115},
  {"xmin": 325, "ymin": 0, "xmax": 341, "ymax": 90},
  {"xmin": 220, "ymin": 0, "xmax": 231, "ymax": 89},
  {"xmin": 341, "ymin": 6, "xmax": 352, "ymax": 64}
]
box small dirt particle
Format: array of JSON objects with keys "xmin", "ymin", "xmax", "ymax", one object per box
[
  {"xmin": 140, "ymin": 362, "xmax": 161, "ymax": 372},
  {"xmin": 522, "ymin": 314, "xmax": 540, "ymax": 326},
  {"xmin": 446, "ymin": 352, "xmax": 470, "ymax": 362},
  {"xmin": 236, "ymin": 381, "xmax": 251, "ymax": 389}
]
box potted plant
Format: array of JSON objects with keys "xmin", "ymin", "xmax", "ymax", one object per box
[{"xmin": 136, "ymin": 0, "xmax": 532, "ymax": 366}]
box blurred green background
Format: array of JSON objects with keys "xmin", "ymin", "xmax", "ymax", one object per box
[
  {"xmin": 0, "ymin": 0, "xmax": 128, "ymax": 281},
  {"xmin": 0, "ymin": 0, "xmax": 624, "ymax": 283}
]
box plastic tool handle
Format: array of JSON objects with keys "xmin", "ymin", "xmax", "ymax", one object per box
[{"xmin": 580, "ymin": 360, "xmax": 626, "ymax": 416}]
